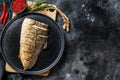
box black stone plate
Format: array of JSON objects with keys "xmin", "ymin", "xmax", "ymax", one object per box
[{"xmin": 0, "ymin": 12, "xmax": 64, "ymax": 75}]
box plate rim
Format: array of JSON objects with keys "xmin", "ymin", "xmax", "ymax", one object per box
[{"xmin": 0, "ymin": 12, "xmax": 65, "ymax": 75}]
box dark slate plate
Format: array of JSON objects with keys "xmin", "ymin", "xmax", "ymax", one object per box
[{"xmin": 0, "ymin": 13, "xmax": 64, "ymax": 75}]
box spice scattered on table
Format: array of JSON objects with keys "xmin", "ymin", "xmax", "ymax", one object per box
[{"xmin": 12, "ymin": 0, "xmax": 26, "ymax": 13}]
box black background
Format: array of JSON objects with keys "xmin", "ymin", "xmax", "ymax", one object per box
[{"xmin": 1, "ymin": 0, "xmax": 120, "ymax": 80}]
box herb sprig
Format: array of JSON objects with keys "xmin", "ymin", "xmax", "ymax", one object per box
[{"xmin": 29, "ymin": 0, "xmax": 53, "ymax": 11}]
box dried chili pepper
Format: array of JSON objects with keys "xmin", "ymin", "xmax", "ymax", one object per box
[
  {"xmin": 2, "ymin": 12, "xmax": 9, "ymax": 27},
  {"xmin": 0, "ymin": 0, "xmax": 7, "ymax": 23}
]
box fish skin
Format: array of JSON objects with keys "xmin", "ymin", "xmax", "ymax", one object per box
[{"xmin": 19, "ymin": 18, "xmax": 48, "ymax": 70}]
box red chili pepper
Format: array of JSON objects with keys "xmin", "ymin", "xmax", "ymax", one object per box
[
  {"xmin": 2, "ymin": 12, "xmax": 9, "ymax": 27},
  {"xmin": 0, "ymin": 0, "xmax": 7, "ymax": 23}
]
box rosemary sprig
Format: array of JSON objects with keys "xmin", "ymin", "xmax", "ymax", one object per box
[
  {"xmin": 35, "ymin": 0, "xmax": 47, "ymax": 5},
  {"xmin": 37, "ymin": 0, "xmax": 47, "ymax": 3},
  {"xmin": 27, "ymin": 0, "xmax": 54, "ymax": 12},
  {"xmin": 31, "ymin": 3, "xmax": 53, "ymax": 11}
]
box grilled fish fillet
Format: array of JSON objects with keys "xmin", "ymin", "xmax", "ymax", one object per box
[{"xmin": 19, "ymin": 18, "xmax": 48, "ymax": 70}]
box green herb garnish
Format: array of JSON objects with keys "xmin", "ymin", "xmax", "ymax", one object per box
[{"xmin": 27, "ymin": 0, "xmax": 53, "ymax": 12}]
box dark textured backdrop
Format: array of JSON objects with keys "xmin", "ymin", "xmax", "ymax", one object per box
[{"xmin": 1, "ymin": 0, "xmax": 120, "ymax": 80}]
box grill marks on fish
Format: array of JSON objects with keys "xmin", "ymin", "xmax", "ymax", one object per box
[{"xmin": 19, "ymin": 18, "xmax": 48, "ymax": 70}]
